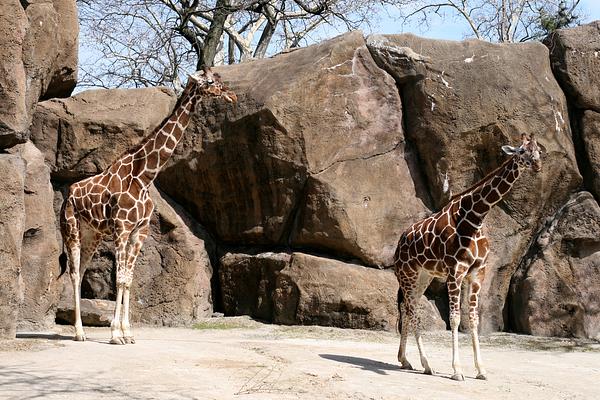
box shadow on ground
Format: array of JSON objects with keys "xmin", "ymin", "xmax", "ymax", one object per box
[
  {"xmin": 319, "ymin": 354, "xmax": 403, "ymax": 375},
  {"xmin": 0, "ymin": 364, "xmax": 198, "ymax": 400}
]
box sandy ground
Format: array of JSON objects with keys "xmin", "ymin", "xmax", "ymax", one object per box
[{"xmin": 1, "ymin": 317, "xmax": 599, "ymax": 400}]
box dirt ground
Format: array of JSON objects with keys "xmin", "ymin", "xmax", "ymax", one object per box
[{"xmin": 1, "ymin": 317, "xmax": 599, "ymax": 400}]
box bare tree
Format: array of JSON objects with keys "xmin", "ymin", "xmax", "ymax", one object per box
[
  {"xmin": 77, "ymin": 0, "xmax": 383, "ymax": 89},
  {"xmin": 387, "ymin": 0, "xmax": 581, "ymax": 43}
]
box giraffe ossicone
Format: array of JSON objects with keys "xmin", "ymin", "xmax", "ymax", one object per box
[
  {"xmin": 393, "ymin": 134, "xmax": 542, "ymax": 381},
  {"xmin": 59, "ymin": 68, "xmax": 236, "ymax": 344}
]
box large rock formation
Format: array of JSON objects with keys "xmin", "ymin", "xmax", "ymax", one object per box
[
  {"xmin": 156, "ymin": 31, "xmax": 429, "ymax": 267},
  {"xmin": 581, "ymin": 111, "xmax": 600, "ymax": 200},
  {"xmin": 0, "ymin": 155, "xmax": 25, "ymax": 339},
  {"xmin": 274, "ymin": 253, "xmax": 399, "ymax": 330},
  {"xmin": 130, "ymin": 186, "xmax": 214, "ymax": 325},
  {"xmin": 219, "ymin": 251, "xmax": 445, "ymax": 331},
  {"xmin": 545, "ymin": 21, "xmax": 600, "ymax": 112},
  {"xmin": 30, "ymin": 87, "xmax": 177, "ymax": 180},
  {"xmin": 0, "ymin": 1, "xmax": 29, "ymax": 148},
  {"xmin": 509, "ymin": 192, "xmax": 600, "ymax": 339},
  {"xmin": 7, "ymin": 22, "xmax": 600, "ymax": 339},
  {"xmin": 546, "ymin": 21, "xmax": 600, "ymax": 202},
  {"xmin": 366, "ymin": 34, "xmax": 582, "ymax": 333},
  {"xmin": 0, "ymin": 0, "xmax": 78, "ymax": 149},
  {"xmin": 220, "ymin": 252, "xmax": 290, "ymax": 321},
  {"xmin": 12, "ymin": 142, "xmax": 61, "ymax": 331}
]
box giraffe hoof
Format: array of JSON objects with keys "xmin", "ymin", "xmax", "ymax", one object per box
[
  {"xmin": 73, "ymin": 334, "xmax": 86, "ymax": 342},
  {"xmin": 451, "ymin": 373, "xmax": 465, "ymax": 381},
  {"xmin": 400, "ymin": 362, "xmax": 414, "ymax": 371},
  {"xmin": 424, "ymin": 368, "xmax": 435, "ymax": 376},
  {"xmin": 476, "ymin": 373, "xmax": 488, "ymax": 380},
  {"xmin": 124, "ymin": 336, "xmax": 136, "ymax": 344},
  {"xmin": 110, "ymin": 337, "xmax": 126, "ymax": 345}
]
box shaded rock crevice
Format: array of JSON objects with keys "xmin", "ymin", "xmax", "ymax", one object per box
[{"xmin": 507, "ymin": 192, "xmax": 600, "ymax": 339}]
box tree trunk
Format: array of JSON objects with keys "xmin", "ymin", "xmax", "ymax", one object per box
[
  {"xmin": 201, "ymin": 0, "xmax": 231, "ymax": 67},
  {"xmin": 253, "ymin": 19, "xmax": 277, "ymax": 58}
]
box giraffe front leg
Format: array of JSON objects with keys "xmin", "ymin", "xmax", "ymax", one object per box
[
  {"xmin": 110, "ymin": 285, "xmax": 125, "ymax": 345},
  {"xmin": 110, "ymin": 232, "xmax": 129, "ymax": 345},
  {"xmin": 468, "ymin": 269, "xmax": 487, "ymax": 380},
  {"xmin": 448, "ymin": 272, "xmax": 465, "ymax": 381},
  {"xmin": 121, "ymin": 286, "xmax": 134, "ymax": 344},
  {"xmin": 62, "ymin": 210, "xmax": 85, "ymax": 342},
  {"xmin": 68, "ymin": 245, "xmax": 85, "ymax": 342},
  {"xmin": 121, "ymin": 223, "xmax": 149, "ymax": 344}
]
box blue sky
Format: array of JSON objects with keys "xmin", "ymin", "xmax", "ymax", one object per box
[
  {"xmin": 76, "ymin": 1, "xmax": 600, "ymax": 89},
  {"xmin": 371, "ymin": 0, "xmax": 600, "ymax": 40}
]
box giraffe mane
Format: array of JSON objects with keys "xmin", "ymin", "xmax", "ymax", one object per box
[
  {"xmin": 113, "ymin": 86, "xmax": 194, "ymax": 161},
  {"xmin": 449, "ymin": 154, "xmax": 517, "ymax": 201}
]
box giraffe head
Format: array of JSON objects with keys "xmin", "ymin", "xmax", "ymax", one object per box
[
  {"xmin": 189, "ymin": 67, "xmax": 237, "ymax": 103},
  {"xmin": 501, "ymin": 134, "xmax": 542, "ymax": 172}
]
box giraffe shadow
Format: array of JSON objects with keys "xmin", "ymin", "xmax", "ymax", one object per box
[
  {"xmin": 319, "ymin": 354, "xmax": 403, "ymax": 376},
  {"xmin": 16, "ymin": 332, "xmax": 106, "ymax": 345},
  {"xmin": 16, "ymin": 333, "xmax": 75, "ymax": 341},
  {"xmin": 319, "ymin": 354, "xmax": 460, "ymax": 381}
]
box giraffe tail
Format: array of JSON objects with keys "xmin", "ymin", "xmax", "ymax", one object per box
[
  {"xmin": 58, "ymin": 200, "xmax": 69, "ymax": 278},
  {"xmin": 58, "ymin": 252, "xmax": 68, "ymax": 278}
]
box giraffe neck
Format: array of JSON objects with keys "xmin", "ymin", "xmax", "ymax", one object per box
[
  {"xmin": 129, "ymin": 81, "xmax": 201, "ymax": 185},
  {"xmin": 458, "ymin": 155, "xmax": 521, "ymax": 226}
]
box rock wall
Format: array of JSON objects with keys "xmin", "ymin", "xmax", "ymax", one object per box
[
  {"xmin": 0, "ymin": 155, "xmax": 26, "ymax": 339},
  {"xmin": 509, "ymin": 192, "xmax": 600, "ymax": 339},
  {"xmin": 0, "ymin": 0, "xmax": 78, "ymax": 148},
  {"xmin": 2, "ymin": 9, "xmax": 600, "ymax": 339}
]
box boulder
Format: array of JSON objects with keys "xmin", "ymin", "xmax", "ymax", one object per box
[
  {"xmin": 366, "ymin": 34, "xmax": 582, "ymax": 332},
  {"xmin": 0, "ymin": 0, "xmax": 78, "ymax": 149},
  {"xmin": 546, "ymin": 22, "xmax": 600, "ymax": 201},
  {"xmin": 30, "ymin": 87, "xmax": 177, "ymax": 180},
  {"xmin": 56, "ymin": 298, "xmax": 114, "ymax": 327},
  {"xmin": 0, "ymin": 1, "xmax": 28, "ymax": 148},
  {"xmin": 157, "ymin": 31, "xmax": 429, "ymax": 266},
  {"xmin": 508, "ymin": 192, "xmax": 600, "ymax": 339},
  {"xmin": 273, "ymin": 252, "xmax": 401, "ymax": 331},
  {"xmin": 22, "ymin": 1, "xmax": 60, "ymax": 108},
  {"xmin": 220, "ymin": 251, "xmax": 445, "ymax": 331},
  {"xmin": 219, "ymin": 252, "xmax": 290, "ymax": 321},
  {"xmin": 11, "ymin": 142, "xmax": 61, "ymax": 331},
  {"xmin": 41, "ymin": 0, "xmax": 79, "ymax": 100},
  {"xmin": 292, "ymin": 146, "xmax": 429, "ymax": 266},
  {"xmin": 581, "ymin": 111, "xmax": 600, "ymax": 201},
  {"xmin": 131, "ymin": 186, "xmax": 214, "ymax": 325},
  {"xmin": 545, "ymin": 21, "xmax": 600, "ymax": 112},
  {"xmin": 0, "ymin": 155, "xmax": 26, "ymax": 339},
  {"xmin": 55, "ymin": 185, "xmax": 214, "ymax": 326}
]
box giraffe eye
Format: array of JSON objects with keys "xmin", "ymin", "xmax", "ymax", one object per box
[{"xmin": 207, "ymin": 79, "xmax": 214, "ymax": 85}]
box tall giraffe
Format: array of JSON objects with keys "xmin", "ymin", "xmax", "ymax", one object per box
[
  {"xmin": 60, "ymin": 68, "xmax": 236, "ymax": 344},
  {"xmin": 393, "ymin": 135, "xmax": 541, "ymax": 380}
]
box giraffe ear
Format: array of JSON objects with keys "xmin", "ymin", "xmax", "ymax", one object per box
[{"xmin": 502, "ymin": 145, "xmax": 519, "ymax": 155}]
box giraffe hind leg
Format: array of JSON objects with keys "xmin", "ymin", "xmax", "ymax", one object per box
[
  {"xmin": 413, "ymin": 270, "xmax": 435, "ymax": 375},
  {"xmin": 61, "ymin": 202, "xmax": 85, "ymax": 342},
  {"xmin": 396, "ymin": 263, "xmax": 418, "ymax": 370},
  {"xmin": 398, "ymin": 289, "xmax": 413, "ymax": 370}
]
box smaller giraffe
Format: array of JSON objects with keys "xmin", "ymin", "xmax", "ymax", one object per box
[
  {"xmin": 59, "ymin": 68, "xmax": 236, "ymax": 344},
  {"xmin": 393, "ymin": 135, "xmax": 541, "ymax": 381}
]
